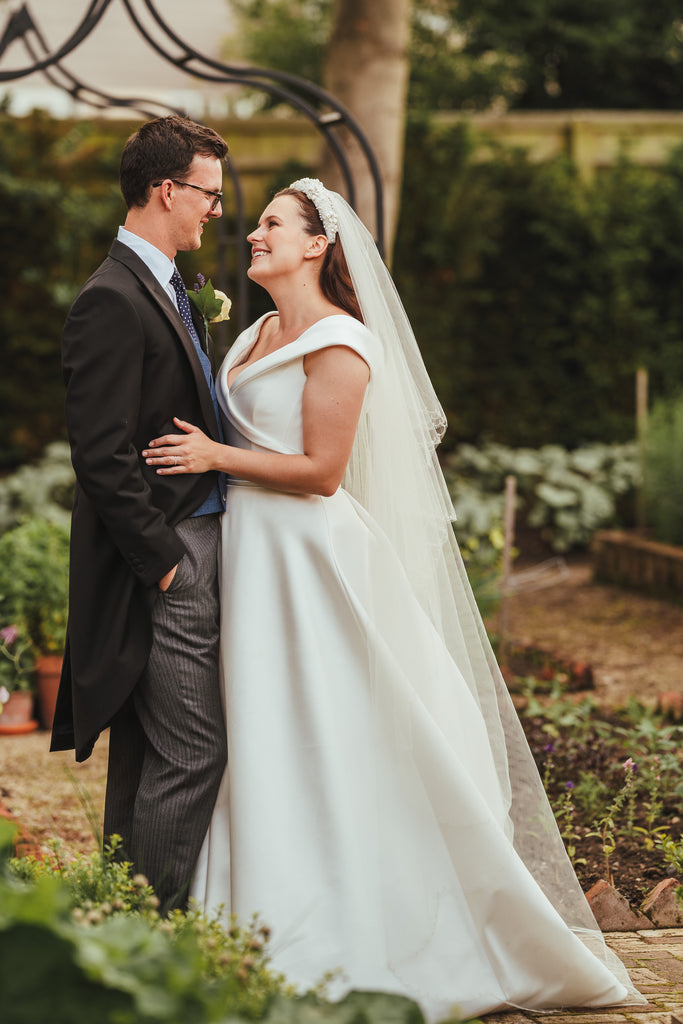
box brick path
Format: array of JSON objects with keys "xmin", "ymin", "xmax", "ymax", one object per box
[{"xmin": 486, "ymin": 930, "xmax": 683, "ymax": 1024}]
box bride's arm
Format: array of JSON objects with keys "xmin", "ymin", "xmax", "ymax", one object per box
[{"xmin": 143, "ymin": 345, "xmax": 370, "ymax": 497}]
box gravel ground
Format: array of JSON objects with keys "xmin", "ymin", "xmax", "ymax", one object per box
[
  {"xmin": 505, "ymin": 558, "xmax": 683, "ymax": 707},
  {"xmin": 0, "ymin": 729, "xmax": 108, "ymax": 858}
]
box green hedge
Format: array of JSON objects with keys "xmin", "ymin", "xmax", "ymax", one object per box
[
  {"xmin": 642, "ymin": 391, "xmax": 683, "ymax": 545},
  {"xmin": 395, "ymin": 117, "xmax": 683, "ymax": 450}
]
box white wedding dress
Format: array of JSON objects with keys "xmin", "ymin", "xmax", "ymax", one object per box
[{"xmin": 192, "ymin": 313, "xmax": 639, "ymax": 1022}]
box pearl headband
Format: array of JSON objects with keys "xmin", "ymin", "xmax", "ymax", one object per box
[{"xmin": 289, "ymin": 177, "xmax": 339, "ymax": 243}]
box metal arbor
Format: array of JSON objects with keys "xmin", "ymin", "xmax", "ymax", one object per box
[{"xmin": 0, "ymin": 0, "xmax": 385, "ymax": 331}]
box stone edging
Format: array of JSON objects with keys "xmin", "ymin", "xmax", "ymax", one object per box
[{"xmin": 587, "ymin": 878, "xmax": 683, "ymax": 931}]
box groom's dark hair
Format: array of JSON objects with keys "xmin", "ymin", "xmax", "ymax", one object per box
[{"xmin": 120, "ymin": 115, "xmax": 228, "ymax": 209}]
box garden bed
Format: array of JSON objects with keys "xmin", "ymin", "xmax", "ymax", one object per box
[{"xmin": 520, "ymin": 695, "xmax": 683, "ymax": 908}]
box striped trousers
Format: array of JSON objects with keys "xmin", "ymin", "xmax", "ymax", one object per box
[{"xmin": 104, "ymin": 513, "xmax": 227, "ymax": 914}]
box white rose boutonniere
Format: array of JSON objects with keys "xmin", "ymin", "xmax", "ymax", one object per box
[{"xmin": 187, "ymin": 273, "xmax": 232, "ymax": 347}]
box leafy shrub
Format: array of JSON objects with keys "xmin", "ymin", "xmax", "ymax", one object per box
[
  {"xmin": 1, "ymin": 823, "xmax": 430, "ymax": 1024},
  {"xmin": 0, "ymin": 517, "xmax": 70, "ymax": 655},
  {"xmin": 642, "ymin": 391, "xmax": 683, "ymax": 545},
  {"xmin": 659, "ymin": 834, "xmax": 683, "ymax": 907},
  {"xmin": 0, "ymin": 113, "xmax": 127, "ymax": 466},
  {"xmin": 445, "ymin": 441, "xmax": 640, "ymax": 553},
  {"xmin": 0, "ymin": 441, "xmax": 74, "ymax": 535},
  {"xmin": 0, "ymin": 621, "xmax": 35, "ymax": 695},
  {"xmin": 395, "ymin": 122, "xmax": 683, "ymax": 450},
  {"xmin": 10, "ymin": 835, "xmax": 159, "ymax": 919}
]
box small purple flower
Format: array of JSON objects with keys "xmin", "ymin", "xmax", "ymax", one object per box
[
  {"xmin": 0, "ymin": 625, "xmax": 18, "ymax": 646},
  {"xmin": 565, "ymin": 781, "xmax": 575, "ymax": 790},
  {"xmin": 543, "ymin": 743, "xmax": 555, "ymax": 753},
  {"xmin": 194, "ymin": 272, "xmax": 206, "ymax": 292},
  {"xmin": 622, "ymin": 757, "xmax": 637, "ymax": 772}
]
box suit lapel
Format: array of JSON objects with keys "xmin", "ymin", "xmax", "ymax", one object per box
[{"xmin": 108, "ymin": 241, "xmax": 220, "ymax": 440}]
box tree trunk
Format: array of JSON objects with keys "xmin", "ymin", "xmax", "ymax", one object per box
[{"xmin": 321, "ymin": 0, "xmax": 412, "ymax": 259}]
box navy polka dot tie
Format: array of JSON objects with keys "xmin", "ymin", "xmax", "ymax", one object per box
[
  {"xmin": 168, "ymin": 267, "xmax": 227, "ymax": 510},
  {"xmin": 170, "ymin": 268, "xmax": 201, "ymax": 347}
]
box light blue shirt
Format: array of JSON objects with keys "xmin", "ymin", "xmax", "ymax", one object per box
[
  {"xmin": 116, "ymin": 226, "xmax": 225, "ymax": 516},
  {"xmin": 117, "ymin": 225, "xmax": 178, "ymax": 308}
]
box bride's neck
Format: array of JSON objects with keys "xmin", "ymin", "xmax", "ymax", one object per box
[{"xmin": 266, "ymin": 283, "xmax": 341, "ymax": 339}]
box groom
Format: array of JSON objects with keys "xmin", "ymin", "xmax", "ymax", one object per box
[{"xmin": 51, "ymin": 115, "xmax": 229, "ymax": 912}]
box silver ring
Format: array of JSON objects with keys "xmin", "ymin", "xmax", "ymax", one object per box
[{"xmin": 173, "ymin": 455, "xmax": 177, "ymax": 466}]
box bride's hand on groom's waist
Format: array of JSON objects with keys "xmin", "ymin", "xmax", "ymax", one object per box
[{"xmin": 143, "ymin": 417, "xmax": 219, "ymax": 475}]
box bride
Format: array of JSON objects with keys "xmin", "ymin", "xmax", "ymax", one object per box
[{"xmin": 143, "ymin": 178, "xmax": 643, "ymax": 1021}]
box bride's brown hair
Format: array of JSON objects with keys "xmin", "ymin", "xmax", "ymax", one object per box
[{"xmin": 276, "ymin": 187, "xmax": 363, "ymax": 323}]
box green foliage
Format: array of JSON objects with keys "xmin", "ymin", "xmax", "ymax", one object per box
[
  {"xmin": 659, "ymin": 835, "xmax": 683, "ymax": 884},
  {"xmin": 7, "ymin": 835, "xmax": 294, "ymax": 1020},
  {"xmin": 224, "ymin": 0, "xmax": 333, "ymax": 107},
  {"xmin": 0, "ymin": 441, "xmax": 74, "ymax": 534},
  {"xmin": 445, "ymin": 441, "xmax": 640, "ymax": 553},
  {"xmin": 395, "ymin": 120, "xmax": 678, "ymax": 449},
  {"xmin": 257, "ymin": 992, "xmax": 430, "ymax": 1023},
  {"xmin": 0, "ymin": 820, "xmax": 432, "ymax": 1024},
  {"xmin": 409, "ymin": 2, "xmax": 526, "ymax": 112},
  {"xmin": 451, "ymin": 0, "xmax": 683, "ymax": 110},
  {"xmin": 642, "ymin": 391, "xmax": 683, "ymax": 545},
  {"xmin": 10, "ymin": 835, "xmax": 159, "ymax": 918},
  {"xmin": 0, "ymin": 113, "xmax": 127, "ymax": 466},
  {"xmin": 0, "ymin": 622, "xmax": 35, "ymax": 694},
  {"xmin": 224, "ymin": 0, "xmax": 683, "ymax": 113},
  {"xmin": 522, "ymin": 683, "xmax": 683, "ymax": 888},
  {"xmin": 0, "ymin": 517, "xmax": 70, "ymax": 655},
  {"xmin": 584, "ymin": 759, "xmax": 638, "ymax": 886}
]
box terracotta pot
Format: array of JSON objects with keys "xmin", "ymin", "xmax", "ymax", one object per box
[
  {"xmin": 35, "ymin": 654, "xmax": 63, "ymax": 731},
  {"xmin": 0, "ymin": 690, "xmax": 38, "ymax": 734}
]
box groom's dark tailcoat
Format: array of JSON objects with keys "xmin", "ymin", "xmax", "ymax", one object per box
[{"xmin": 51, "ymin": 239, "xmax": 222, "ymax": 762}]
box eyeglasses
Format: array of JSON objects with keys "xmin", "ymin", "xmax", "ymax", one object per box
[{"xmin": 152, "ymin": 178, "xmax": 223, "ymax": 211}]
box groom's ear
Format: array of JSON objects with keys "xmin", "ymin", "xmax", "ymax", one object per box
[{"xmin": 304, "ymin": 235, "xmax": 328, "ymax": 259}]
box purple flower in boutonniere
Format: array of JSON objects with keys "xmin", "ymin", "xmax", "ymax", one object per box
[{"xmin": 187, "ymin": 273, "xmax": 231, "ymax": 346}]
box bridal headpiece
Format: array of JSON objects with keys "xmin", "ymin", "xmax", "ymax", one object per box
[{"xmin": 289, "ymin": 177, "xmax": 339, "ymax": 242}]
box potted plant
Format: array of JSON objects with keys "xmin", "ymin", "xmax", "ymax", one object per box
[
  {"xmin": 0, "ymin": 518, "xmax": 69, "ymax": 729},
  {"xmin": 0, "ymin": 622, "xmax": 37, "ymax": 733}
]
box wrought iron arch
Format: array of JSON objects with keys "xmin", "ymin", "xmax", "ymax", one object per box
[{"xmin": 0, "ymin": 0, "xmax": 385, "ymax": 332}]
